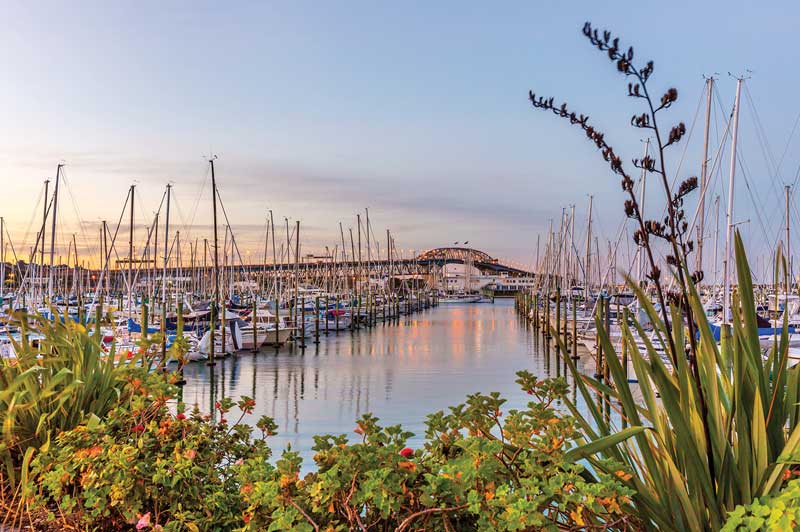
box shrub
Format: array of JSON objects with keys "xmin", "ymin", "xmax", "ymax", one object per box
[{"xmin": 26, "ymin": 371, "xmax": 637, "ymax": 531}]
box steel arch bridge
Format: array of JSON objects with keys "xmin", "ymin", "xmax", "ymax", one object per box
[
  {"xmin": 414, "ymin": 247, "xmax": 528, "ymax": 275},
  {"xmin": 415, "ymin": 247, "xmax": 495, "ymax": 264}
]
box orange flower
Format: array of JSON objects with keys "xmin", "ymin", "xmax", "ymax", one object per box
[
  {"xmin": 87, "ymin": 446, "xmax": 103, "ymax": 458},
  {"xmin": 614, "ymin": 470, "xmax": 633, "ymax": 481},
  {"xmin": 398, "ymin": 461, "xmax": 417, "ymax": 472},
  {"xmin": 570, "ymin": 506, "xmax": 585, "ymax": 526}
]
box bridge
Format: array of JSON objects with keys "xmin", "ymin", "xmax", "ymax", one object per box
[
  {"xmin": 11, "ymin": 247, "xmax": 532, "ymax": 293},
  {"xmin": 414, "ymin": 247, "xmax": 529, "ymax": 275},
  {"xmin": 103, "ymin": 246, "xmax": 529, "ymax": 276}
]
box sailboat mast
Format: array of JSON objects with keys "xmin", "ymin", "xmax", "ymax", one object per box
[
  {"xmin": 128, "ymin": 184, "xmax": 135, "ymax": 315},
  {"xmin": 723, "ymin": 78, "xmax": 743, "ymax": 323},
  {"xmin": 584, "ymin": 195, "xmax": 593, "ymax": 300},
  {"xmin": 786, "ymin": 185, "xmax": 791, "ymax": 295},
  {"xmin": 210, "ymin": 157, "xmax": 221, "ymax": 364},
  {"xmin": 713, "ymin": 196, "xmax": 720, "ymax": 290},
  {"xmin": 569, "ymin": 205, "xmax": 576, "ymax": 288},
  {"xmin": 697, "ymin": 77, "xmax": 714, "ymax": 276},
  {"xmin": 163, "ymin": 184, "xmax": 171, "ymax": 305},
  {"xmin": 48, "ymin": 165, "xmax": 62, "ymax": 302},
  {"xmin": 637, "ymin": 139, "xmax": 649, "ymax": 287}
]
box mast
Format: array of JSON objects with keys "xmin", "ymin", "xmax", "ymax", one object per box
[
  {"xmin": 713, "ymin": 196, "xmax": 720, "ymax": 290},
  {"xmin": 637, "ymin": 139, "xmax": 649, "ymax": 287},
  {"xmin": 569, "ymin": 205, "xmax": 576, "ymax": 288},
  {"xmin": 697, "ymin": 77, "xmax": 714, "ymax": 276},
  {"xmin": 357, "ymin": 214, "xmax": 363, "ymax": 292},
  {"xmin": 349, "ymin": 227, "xmax": 357, "ymax": 294},
  {"xmin": 48, "ymin": 165, "xmax": 62, "ymax": 302},
  {"xmin": 72, "ymin": 234, "xmax": 78, "ymax": 296},
  {"xmin": 268, "ymin": 218, "xmax": 269, "ymax": 290},
  {"xmin": 584, "ymin": 195, "xmax": 593, "ymax": 300},
  {"xmin": 163, "ymin": 184, "xmax": 171, "ymax": 305},
  {"xmin": 127, "ymin": 184, "xmax": 135, "ymax": 315},
  {"xmin": 723, "ymin": 78, "xmax": 743, "ymax": 324},
  {"xmin": 270, "ymin": 210, "xmax": 277, "ymax": 296},
  {"xmin": 786, "ymin": 185, "xmax": 791, "ymax": 295},
  {"xmin": 365, "ymin": 208, "xmax": 371, "ymax": 296},
  {"xmin": 102, "ymin": 220, "xmax": 108, "ymax": 297},
  {"xmin": 294, "ymin": 220, "xmax": 300, "ymax": 326},
  {"xmin": 210, "ymin": 157, "xmax": 220, "ymax": 365}
]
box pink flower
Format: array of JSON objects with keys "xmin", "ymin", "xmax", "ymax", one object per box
[
  {"xmin": 399, "ymin": 447, "xmax": 414, "ymax": 458},
  {"xmin": 235, "ymin": 458, "xmax": 244, "ymax": 466},
  {"xmin": 184, "ymin": 449, "xmax": 197, "ymax": 460},
  {"xmin": 136, "ymin": 512, "xmax": 151, "ymax": 530},
  {"xmin": 176, "ymin": 413, "xmax": 186, "ymax": 421}
]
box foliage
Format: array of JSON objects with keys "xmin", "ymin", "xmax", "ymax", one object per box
[
  {"xmin": 24, "ymin": 369, "xmax": 637, "ymax": 531},
  {"xmin": 722, "ymin": 477, "xmax": 800, "ymax": 531},
  {"xmin": 0, "ymin": 310, "xmax": 130, "ymax": 488},
  {"xmin": 237, "ymin": 371, "xmax": 637, "ymax": 531},
  {"xmin": 557, "ymin": 234, "xmax": 800, "ymax": 531},
  {"xmin": 29, "ymin": 373, "xmax": 274, "ymax": 531}
]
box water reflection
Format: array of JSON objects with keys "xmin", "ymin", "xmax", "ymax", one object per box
[{"xmin": 181, "ymin": 300, "xmax": 591, "ymax": 464}]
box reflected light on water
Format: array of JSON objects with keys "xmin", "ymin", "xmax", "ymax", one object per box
[{"xmin": 180, "ymin": 300, "xmax": 591, "ymax": 465}]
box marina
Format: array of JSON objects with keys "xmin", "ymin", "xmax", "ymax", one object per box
[{"xmin": 5, "ymin": 4, "xmax": 800, "ymax": 530}]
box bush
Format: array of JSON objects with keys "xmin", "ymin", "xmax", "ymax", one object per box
[
  {"xmin": 30, "ymin": 373, "xmax": 274, "ymax": 531},
  {"xmin": 0, "ymin": 311, "xmax": 131, "ymax": 488},
  {"xmin": 25, "ymin": 370, "xmax": 637, "ymax": 531}
]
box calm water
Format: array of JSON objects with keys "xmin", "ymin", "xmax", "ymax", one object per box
[{"xmin": 180, "ymin": 299, "xmax": 589, "ymax": 465}]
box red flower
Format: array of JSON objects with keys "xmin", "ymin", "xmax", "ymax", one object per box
[
  {"xmin": 399, "ymin": 447, "xmax": 414, "ymax": 458},
  {"xmin": 133, "ymin": 424, "xmax": 145, "ymax": 434},
  {"xmin": 176, "ymin": 413, "xmax": 186, "ymax": 421}
]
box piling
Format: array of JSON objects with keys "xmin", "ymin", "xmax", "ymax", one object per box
[
  {"xmin": 300, "ymin": 297, "xmax": 306, "ymax": 348},
  {"xmin": 314, "ymin": 295, "xmax": 320, "ymax": 343},
  {"xmin": 571, "ymin": 300, "xmax": 578, "ymax": 360},
  {"xmin": 334, "ymin": 295, "xmax": 340, "ymax": 332},
  {"xmin": 142, "ymin": 300, "xmax": 149, "ymax": 340},
  {"xmin": 594, "ymin": 297, "xmax": 603, "ymax": 379},
  {"xmin": 555, "ymin": 286, "xmax": 561, "ymax": 353},
  {"xmin": 252, "ymin": 299, "xmax": 259, "ymax": 353}
]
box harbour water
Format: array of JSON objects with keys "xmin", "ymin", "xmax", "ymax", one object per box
[{"xmin": 180, "ymin": 299, "xmax": 590, "ymax": 465}]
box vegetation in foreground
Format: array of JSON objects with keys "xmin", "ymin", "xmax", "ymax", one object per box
[{"xmin": 1, "ymin": 316, "xmax": 637, "ymax": 531}]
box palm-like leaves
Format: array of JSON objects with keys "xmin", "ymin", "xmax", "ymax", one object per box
[
  {"xmin": 0, "ymin": 310, "xmax": 132, "ymax": 488},
  {"xmin": 561, "ymin": 231, "xmax": 800, "ymax": 531}
]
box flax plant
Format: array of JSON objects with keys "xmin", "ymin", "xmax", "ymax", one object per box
[
  {"xmin": 0, "ymin": 310, "xmax": 132, "ymax": 488},
  {"xmin": 529, "ymin": 22, "xmax": 800, "ymax": 530},
  {"xmin": 559, "ymin": 237, "xmax": 800, "ymax": 530}
]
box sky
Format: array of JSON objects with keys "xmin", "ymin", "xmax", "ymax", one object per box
[{"xmin": 2, "ymin": 1, "xmax": 800, "ymax": 276}]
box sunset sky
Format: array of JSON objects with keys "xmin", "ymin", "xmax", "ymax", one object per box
[{"xmin": 2, "ymin": 1, "xmax": 799, "ymax": 275}]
